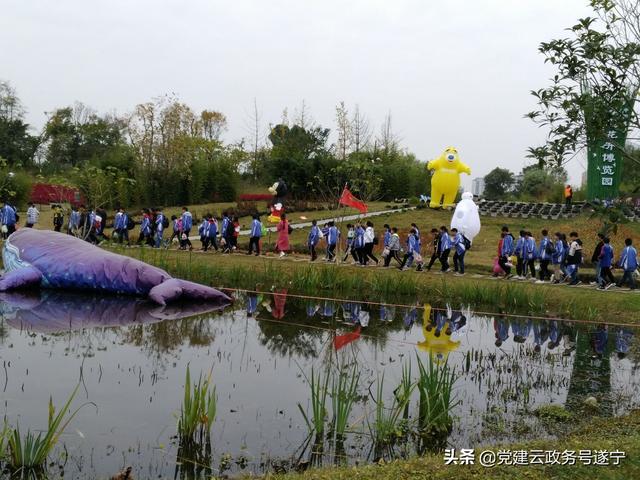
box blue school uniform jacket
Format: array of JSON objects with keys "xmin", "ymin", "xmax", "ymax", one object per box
[
  {"xmin": 198, "ymin": 220, "xmax": 207, "ymax": 237},
  {"xmin": 308, "ymin": 225, "xmax": 320, "ymax": 246},
  {"xmin": 439, "ymin": 232, "xmax": 451, "ymax": 252},
  {"xmin": 354, "ymin": 227, "xmax": 365, "ymax": 248},
  {"xmin": 524, "ymin": 237, "xmax": 536, "ymax": 260},
  {"xmin": 452, "ymin": 233, "xmax": 466, "ymax": 255},
  {"xmin": 207, "ymin": 220, "xmax": 218, "ymax": 238},
  {"xmin": 514, "ymin": 236, "xmax": 525, "ymax": 257},
  {"xmin": 552, "ymin": 240, "xmax": 565, "ymax": 265},
  {"xmin": 619, "ymin": 246, "xmax": 638, "ymax": 271},
  {"xmin": 155, "ymin": 213, "xmax": 164, "ymax": 233},
  {"xmin": 599, "ymin": 244, "xmax": 614, "ymax": 268},
  {"xmin": 327, "ymin": 226, "xmax": 338, "ymax": 246},
  {"xmin": 69, "ymin": 210, "xmax": 80, "ymax": 229},
  {"xmin": 538, "ymin": 236, "xmax": 551, "ymax": 260},
  {"xmin": 140, "ymin": 216, "xmax": 151, "ymax": 235},
  {"xmin": 250, "ymin": 219, "xmax": 262, "ymax": 238},
  {"xmin": 0, "ymin": 204, "xmax": 16, "ymax": 226},
  {"xmin": 181, "ymin": 212, "xmax": 193, "ymax": 231},
  {"xmin": 383, "ymin": 230, "xmax": 391, "ymax": 247},
  {"xmin": 221, "ymin": 217, "xmax": 230, "ymax": 238},
  {"xmin": 501, "ymin": 234, "xmax": 514, "ymax": 257},
  {"xmin": 407, "ymin": 234, "xmax": 419, "ymax": 254}
]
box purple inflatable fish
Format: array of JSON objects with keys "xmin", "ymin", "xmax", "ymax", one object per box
[{"xmin": 0, "ymin": 229, "xmax": 232, "ymax": 306}]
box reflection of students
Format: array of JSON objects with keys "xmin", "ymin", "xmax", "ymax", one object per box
[
  {"xmin": 615, "ymin": 327, "xmax": 633, "ymax": 359},
  {"xmin": 533, "ymin": 320, "xmax": 550, "ymax": 353},
  {"xmin": 590, "ymin": 324, "xmax": 608, "ymax": 358},
  {"xmin": 247, "ymin": 295, "xmax": 259, "ymax": 317},
  {"xmin": 493, "ymin": 316, "xmax": 509, "ymax": 347}
]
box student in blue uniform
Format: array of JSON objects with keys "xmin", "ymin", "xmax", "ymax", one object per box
[
  {"xmin": 248, "ymin": 214, "xmax": 262, "ymax": 256},
  {"xmin": 450, "ymin": 228, "xmax": 466, "ymax": 275},
  {"xmin": 551, "ymin": 232, "xmax": 566, "ymax": 283},
  {"xmin": 438, "ymin": 226, "xmax": 451, "ymax": 273},
  {"xmin": 154, "ymin": 208, "xmax": 165, "ymax": 248},
  {"xmin": 354, "ymin": 223, "xmax": 366, "ymax": 266},
  {"xmin": 308, "ymin": 219, "xmax": 320, "ymax": 261},
  {"xmin": 499, "ymin": 226, "xmax": 515, "ymax": 277},
  {"xmin": 180, "ymin": 207, "xmax": 193, "ymax": 250},
  {"xmin": 326, "ymin": 221, "xmax": 338, "ymax": 262},
  {"xmin": 598, "ymin": 237, "xmax": 615, "ymax": 290},
  {"xmin": 523, "ymin": 231, "xmax": 537, "ymax": 279},
  {"xmin": 514, "ymin": 230, "xmax": 526, "ymax": 279},
  {"xmin": 537, "ymin": 229, "xmax": 553, "ymax": 282},
  {"xmin": 618, "ymin": 238, "xmax": 638, "ymax": 290}
]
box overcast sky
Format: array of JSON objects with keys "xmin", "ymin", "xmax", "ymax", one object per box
[{"xmin": 1, "ymin": 0, "xmax": 593, "ymax": 188}]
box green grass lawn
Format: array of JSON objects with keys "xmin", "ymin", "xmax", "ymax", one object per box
[{"xmin": 256, "ymin": 410, "xmax": 640, "ymax": 480}]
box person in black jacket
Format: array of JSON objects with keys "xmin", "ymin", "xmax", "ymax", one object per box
[
  {"xmin": 425, "ymin": 228, "xmax": 440, "ymax": 271},
  {"xmin": 591, "ymin": 233, "xmax": 605, "ymax": 286}
]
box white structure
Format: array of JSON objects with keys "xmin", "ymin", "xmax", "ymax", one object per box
[
  {"xmin": 471, "ymin": 177, "xmax": 485, "ymax": 197},
  {"xmin": 451, "ymin": 192, "xmax": 482, "ymax": 242}
]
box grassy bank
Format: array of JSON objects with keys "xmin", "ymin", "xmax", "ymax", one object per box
[
  {"xmin": 117, "ymin": 247, "xmax": 640, "ymax": 324},
  {"xmin": 258, "ymin": 410, "xmax": 640, "ymax": 480}
]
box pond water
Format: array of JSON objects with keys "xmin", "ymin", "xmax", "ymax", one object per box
[{"xmin": 0, "ymin": 290, "xmax": 638, "ymax": 479}]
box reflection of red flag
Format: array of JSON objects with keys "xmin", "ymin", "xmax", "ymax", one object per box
[
  {"xmin": 333, "ymin": 326, "xmax": 362, "ymax": 351},
  {"xmin": 273, "ymin": 289, "xmax": 287, "ymax": 319},
  {"xmin": 339, "ymin": 187, "xmax": 368, "ymax": 213}
]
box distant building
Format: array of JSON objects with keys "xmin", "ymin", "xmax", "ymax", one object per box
[{"xmin": 472, "ymin": 177, "xmax": 485, "ymax": 197}]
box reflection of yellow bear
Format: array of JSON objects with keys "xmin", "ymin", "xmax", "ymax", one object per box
[
  {"xmin": 427, "ymin": 147, "xmax": 471, "ymax": 208},
  {"xmin": 416, "ymin": 305, "xmax": 460, "ymax": 362}
]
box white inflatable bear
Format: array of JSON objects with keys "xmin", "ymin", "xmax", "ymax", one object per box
[{"xmin": 450, "ymin": 192, "xmax": 481, "ymax": 243}]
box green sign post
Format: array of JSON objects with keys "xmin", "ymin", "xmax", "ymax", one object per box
[{"xmin": 586, "ymin": 128, "xmax": 627, "ymax": 201}]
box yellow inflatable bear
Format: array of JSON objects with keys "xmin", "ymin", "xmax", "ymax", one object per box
[{"xmin": 427, "ymin": 147, "xmax": 471, "ymax": 208}]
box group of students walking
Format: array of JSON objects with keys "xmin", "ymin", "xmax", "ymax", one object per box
[
  {"xmin": 496, "ymin": 227, "xmax": 638, "ymax": 290},
  {"xmin": 306, "ymin": 221, "xmax": 470, "ymax": 275}
]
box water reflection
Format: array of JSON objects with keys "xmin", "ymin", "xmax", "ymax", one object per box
[
  {"xmin": 0, "ymin": 290, "xmax": 229, "ymax": 333},
  {"xmin": 0, "ymin": 290, "xmax": 638, "ymax": 479}
]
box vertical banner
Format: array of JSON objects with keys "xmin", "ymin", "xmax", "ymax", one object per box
[{"xmin": 586, "ymin": 127, "xmax": 627, "ymax": 201}]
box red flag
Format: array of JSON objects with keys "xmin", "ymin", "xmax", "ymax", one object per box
[
  {"xmin": 339, "ymin": 187, "xmax": 368, "ymax": 213},
  {"xmin": 333, "ymin": 326, "xmax": 362, "ymax": 351}
]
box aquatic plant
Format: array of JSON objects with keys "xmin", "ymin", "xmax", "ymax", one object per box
[
  {"xmin": 330, "ymin": 364, "xmax": 360, "ymax": 439},
  {"xmin": 8, "ymin": 385, "xmax": 85, "ymax": 471},
  {"xmin": 0, "ymin": 420, "xmax": 8, "ymax": 460},
  {"xmin": 298, "ymin": 366, "xmax": 330, "ymax": 437},
  {"xmin": 177, "ymin": 365, "xmax": 217, "ymax": 444},
  {"xmin": 415, "ymin": 354, "xmax": 458, "ymax": 437},
  {"xmin": 368, "ymin": 372, "xmax": 414, "ymax": 446}
]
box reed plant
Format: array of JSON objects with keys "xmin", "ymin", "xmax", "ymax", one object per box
[
  {"xmin": 7, "ymin": 385, "xmax": 86, "ymax": 471},
  {"xmin": 298, "ymin": 366, "xmax": 330, "ymax": 437},
  {"xmin": 415, "ymin": 354, "xmax": 458, "ymax": 437},
  {"xmin": 177, "ymin": 365, "xmax": 217, "ymax": 444},
  {"xmin": 330, "ymin": 364, "xmax": 360, "ymax": 439},
  {"xmin": 368, "ymin": 372, "xmax": 414, "ymax": 446}
]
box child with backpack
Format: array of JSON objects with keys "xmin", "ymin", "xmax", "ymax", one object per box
[
  {"xmin": 565, "ymin": 232, "xmax": 583, "ymax": 286},
  {"xmin": 524, "ymin": 231, "xmax": 537, "ymax": 279},
  {"xmin": 326, "ymin": 221, "xmax": 338, "ymax": 262},
  {"xmin": 384, "ymin": 227, "xmax": 402, "ymax": 267},
  {"xmin": 343, "ymin": 224, "xmax": 358, "ymax": 263}
]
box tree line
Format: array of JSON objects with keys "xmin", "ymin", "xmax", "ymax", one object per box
[{"xmin": 0, "ymin": 85, "xmax": 428, "ymax": 209}]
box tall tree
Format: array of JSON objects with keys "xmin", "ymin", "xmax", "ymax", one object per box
[
  {"xmin": 335, "ymin": 101, "xmax": 352, "ymax": 160},
  {"xmin": 484, "ymin": 167, "xmax": 515, "ymax": 200},
  {"xmin": 351, "ymin": 105, "xmax": 371, "ymax": 154},
  {"xmin": 377, "ymin": 112, "xmax": 399, "ymax": 155},
  {"xmin": 526, "ymin": 1, "xmax": 640, "ymax": 167}
]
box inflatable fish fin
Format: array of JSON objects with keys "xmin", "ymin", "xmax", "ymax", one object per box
[
  {"xmin": 148, "ymin": 279, "xmax": 232, "ymax": 306},
  {"xmin": 0, "ymin": 266, "xmax": 43, "ymax": 291},
  {"xmin": 148, "ymin": 279, "xmax": 183, "ymax": 306}
]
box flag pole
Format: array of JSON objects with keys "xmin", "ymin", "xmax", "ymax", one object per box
[{"xmin": 337, "ymin": 182, "xmax": 349, "ymax": 264}]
